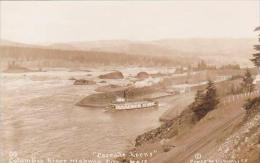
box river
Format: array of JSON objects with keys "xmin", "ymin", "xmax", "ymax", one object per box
[{"xmin": 0, "ymin": 70, "xmax": 169, "ymax": 161}]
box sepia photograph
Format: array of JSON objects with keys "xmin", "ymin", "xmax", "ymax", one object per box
[{"xmin": 0, "ymin": 0, "xmax": 259, "ymax": 163}]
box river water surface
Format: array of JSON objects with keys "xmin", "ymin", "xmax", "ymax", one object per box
[{"xmin": 0, "ymin": 70, "xmax": 168, "ymax": 161}]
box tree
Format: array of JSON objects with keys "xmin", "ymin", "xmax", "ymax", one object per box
[
  {"xmin": 251, "ymin": 27, "xmax": 260, "ymax": 67},
  {"xmin": 204, "ymin": 80, "xmax": 219, "ymax": 111},
  {"xmin": 241, "ymin": 69, "xmax": 255, "ymax": 92},
  {"xmin": 191, "ymin": 80, "xmax": 219, "ymax": 120},
  {"xmin": 192, "ymin": 90, "xmax": 205, "ymax": 108},
  {"xmin": 197, "ymin": 60, "xmax": 207, "ymax": 70},
  {"xmin": 191, "ymin": 90, "xmax": 206, "ymax": 120}
]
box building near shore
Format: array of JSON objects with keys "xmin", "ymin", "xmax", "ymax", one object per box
[{"xmin": 171, "ymin": 84, "xmax": 192, "ymax": 94}]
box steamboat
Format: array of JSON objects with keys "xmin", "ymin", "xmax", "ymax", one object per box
[{"xmin": 108, "ymin": 90, "xmax": 159, "ymax": 111}]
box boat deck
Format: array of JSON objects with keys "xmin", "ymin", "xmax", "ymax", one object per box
[{"xmin": 111, "ymin": 100, "xmax": 158, "ymax": 110}]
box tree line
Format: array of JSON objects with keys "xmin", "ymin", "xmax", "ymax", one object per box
[
  {"xmin": 0, "ymin": 45, "xmax": 180, "ymax": 68},
  {"xmin": 190, "ymin": 26, "xmax": 259, "ymax": 121}
]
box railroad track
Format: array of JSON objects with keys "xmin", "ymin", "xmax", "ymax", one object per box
[
  {"xmin": 176, "ymin": 111, "xmax": 244, "ymax": 163},
  {"xmin": 150, "ymin": 102, "xmax": 246, "ymax": 163}
]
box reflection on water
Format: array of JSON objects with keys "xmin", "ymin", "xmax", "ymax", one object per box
[{"xmin": 0, "ymin": 71, "xmax": 166, "ymax": 160}]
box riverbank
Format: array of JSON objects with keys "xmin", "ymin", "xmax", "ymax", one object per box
[{"xmin": 121, "ymin": 91, "xmax": 260, "ymax": 163}]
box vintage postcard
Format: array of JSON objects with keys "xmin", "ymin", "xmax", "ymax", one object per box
[{"xmin": 0, "ymin": 1, "xmax": 259, "ymax": 163}]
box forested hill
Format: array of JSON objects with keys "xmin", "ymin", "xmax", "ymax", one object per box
[
  {"xmin": 0, "ymin": 45, "xmax": 189, "ymax": 69},
  {"xmin": 48, "ymin": 38, "xmax": 257, "ymax": 66}
]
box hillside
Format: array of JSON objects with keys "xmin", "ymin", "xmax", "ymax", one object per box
[
  {"xmin": 1, "ymin": 38, "xmax": 257, "ymax": 70},
  {"xmin": 49, "ymin": 38, "xmax": 257, "ymax": 66},
  {"xmin": 0, "ymin": 45, "xmax": 183, "ymax": 70}
]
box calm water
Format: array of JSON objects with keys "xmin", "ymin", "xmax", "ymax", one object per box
[{"xmin": 0, "ymin": 71, "xmax": 167, "ymax": 161}]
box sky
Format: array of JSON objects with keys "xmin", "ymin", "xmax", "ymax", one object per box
[{"xmin": 0, "ymin": 0, "xmax": 259, "ymax": 44}]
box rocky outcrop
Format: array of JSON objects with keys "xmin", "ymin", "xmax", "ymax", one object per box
[
  {"xmin": 135, "ymin": 108, "xmax": 196, "ymax": 146},
  {"xmin": 95, "ymin": 84, "xmax": 125, "ymax": 92},
  {"xmin": 135, "ymin": 72, "xmax": 150, "ymax": 79},
  {"xmin": 73, "ymin": 79, "xmax": 96, "ymax": 85},
  {"xmin": 99, "ymin": 80, "xmax": 107, "ymax": 83},
  {"xmin": 99, "ymin": 71, "xmax": 124, "ymax": 79},
  {"xmin": 244, "ymin": 96, "xmax": 260, "ymax": 119},
  {"xmin": 77, "ymin": 85, "xmax": 160, "ymax": 107},
  {"xmin": 217, "ymin": 115, "xmax": 260, "ymax": 161}
]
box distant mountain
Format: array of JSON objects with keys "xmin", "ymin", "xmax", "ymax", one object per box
[
  {"xmin": 1, "ymin": 38, "xmax": 257, "ymax": 67},
  {"xmin": 0, "ymin": 39, "xmax": 29, "ymax": 47},
  {"xmin": 47, "ymin": 40, "xmax": 188, "ymax": 57},
  {"xmin": 48, "ymin": 38, "xmax": 257, "ymax": 66},
  {"xmin": 0, "ymin": 39, "xmax": 45, "ymax": 49},
  {"xmin": 152, "ymin": 38, "xmax": 257, "ymax": 66}
]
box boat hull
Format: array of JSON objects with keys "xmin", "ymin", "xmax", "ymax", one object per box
[{"xmin": 109, "ymin": 100, "xmax": 159, "ymax": 111}]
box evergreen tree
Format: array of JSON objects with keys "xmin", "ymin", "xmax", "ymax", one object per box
[
  {"xmin": 241, "ymin": 69, "xmax": 255, "ymax": 92},
  {"xmin": 191, "ymin": 90, "xmax": 206, "ymax": 120},
  {"xmin": 204, "ymin": 80, "xmax": 219, "ymax": 111},
  {"xmin": 251, "ymin": 27, "xmax": 260, "ymax": 67},
  {"xmin": 192, "ymin": 90, "xmax": 205, "ymax": 109},
  {"xmin": 191, "ymin": 80, "xmax": 219, "ymax": 120}
]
